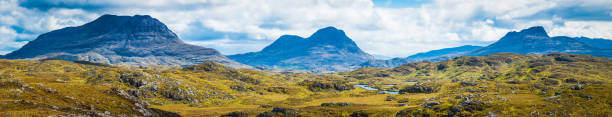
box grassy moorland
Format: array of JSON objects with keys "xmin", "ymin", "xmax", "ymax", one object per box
[{"xmin": 0, "ymin": 53, "xmax": 610, "ymax": 116}]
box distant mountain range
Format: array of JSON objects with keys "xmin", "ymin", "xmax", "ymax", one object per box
[
  {"xmin": 468, "ymin": 26, "xmax": 611, "ymax": 57},
  {"xmin": 1, "ymin": 14, "xmax": 610, "ymax": 72},
  {"xmin": 360, "ymin": 45, "xmax": 483, "ymax": 68},
  {"xmin": 363, "ymin": 26, "xmax": 612, "ymax": 68},
  {"xmin": 228, "ymin": 27, "xmax": 375, "ymax": 73},
  {"xmin": 1, "ymin": 15, "xmax": 248, "ymax": 68},
  {"xmin": 407, "ymin": 45, "xmax": 483, "ymax": 61}
]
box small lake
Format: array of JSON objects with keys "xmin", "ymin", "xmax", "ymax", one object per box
[
  {"xmin": 354, "ymin": 84, "xmax": 399, "ymax": 94},
  {"xmin": 404, "ymin": 81, "xmax": 417, "ymax": 83}
]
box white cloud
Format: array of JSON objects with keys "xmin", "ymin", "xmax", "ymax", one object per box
[
  {"xmin": 549, "ymin": 21, "xmax": 612, "ymax": 39},
  {"xmin": 0, "ymin": 26, "xmax": 26, "ymax": 54},
  {"xmin": 1, "ymin": 0, "xmax": 612, "ymax": 57}
]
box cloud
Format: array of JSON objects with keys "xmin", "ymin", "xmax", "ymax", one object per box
[
  {"xmin": 0, "ymin": 26, "xmax": 27, "ymax": 54},
  {"xmin": 1, "ymin": 0, "xmax": 612, "ymax": 57}
]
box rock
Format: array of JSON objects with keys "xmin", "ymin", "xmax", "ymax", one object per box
[
  {"xmin": 230, "ymin": 85, "xmax": 249, "ymax": 92},
  {"xmin": 460, "ymin": 81, "xmax": 478, "ymax": 86},
  {"xmin": 531, "ymin": 111, "xmax": 540, "ymax": 115},
  {"xmin": 45, "ymin": 88, "xmax": 57, "ymax": 93},
  {"xmin": 544, "ymin": 95, "xmax": 560, "ymax": 102},
  {"xmin": 50, "ymin": 105, "xmax": 60, "ymax": 109},
  {"xmin": 259, "ymin": 104, "xmax": 273, "ymax": 108},
  {"xmin": 321, "ymin": 102, "xmax": 353, "ymax": 107},
  {"xmin": 150, "ymin": 85, "xmax": 159, "ymax": 92},
  {"xmin": 543, "ymin": 79, "xmax": 559, "ymax": 85},
  {"xmin": 399, "ymin": 82, "xmax": 440, "ymax": 94},
  {"xmin": 395, "ymin": 109, "xmax": 413, "ymax": 117},
  {"xmin": 564, "ymin": 78, "xmax": 578, "ymax": 83},
  {"xmin": 506, "ymin": 80, "xmax": 521, "ymax": 84},
  {"xmin": 54, "ymin": 79, "xmax": 65, "ymax": 83},
  {"xmin": 424, "ymin": 101, "xmax": 441, "ymax": 108},
  {"xmin": 350, "ymin": 110, "xmax": 369, "ymax": 117},
  {"xmin": 221, "ymin": 111, "xmax": 249, "ymax": 117},
  {"xmin": 256, "ymin": 112, "xmax": 274, "ymax": 117},
  {"xmin": 579, "ymin": 94, "xmax": 593, "ymax": 100},
  {"xmin": 486, "ymin": 111, "xmax": 497, "ymax": 117},
  {"xmin": 446, "ymin": 105, "xmax": 463, "ymax": 116},
  {"xmin": 271, "ymin": 107, "xmax": 299, "ymax": 116},
  {"xmin": 554, "ymin": 56, "xmax": 574, "ymax": 62},
  {"xmin": 571, "ymin": 85, "xmax": 584, "ymax": 90}
]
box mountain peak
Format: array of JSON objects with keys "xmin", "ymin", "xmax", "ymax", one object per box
[
  {"xmin": 518, "ymin": 26, "xmax": 549, "ymax": 37},
  {"xmin": 84, "ymin": 14, "xmax": 167, "ymax": 31},
  {"xmin": 308, "ymin": 26, "xmax": 347, "ymax": 39},
  {"xmin": 95, "ymin": 14, "xmax": 154, "ymax": 21},
  {"xmin": 317, "ymin": 26, "xmax": 341, "ymax": 32}
]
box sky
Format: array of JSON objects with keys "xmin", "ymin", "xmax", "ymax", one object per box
[{"xmin": 1, "ymin": 0, "xmax": 612, "ymax": 57}]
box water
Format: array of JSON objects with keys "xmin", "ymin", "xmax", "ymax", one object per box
[
  {"xmin": 404, "ymin": 81, "xmax": 418, "ymax": 83},
  {"xmin": 354, "ymin": 84, "xmax": 399, "ymax": 94}
]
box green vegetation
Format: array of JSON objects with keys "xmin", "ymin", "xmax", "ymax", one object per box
[{"xmin": 0, "ymin": 53, "xmax": 610, "ymax": 116}]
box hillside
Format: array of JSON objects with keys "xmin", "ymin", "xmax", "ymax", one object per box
[
  {"xmin": 228, "ymin": 27, "xmax": 374, "ymax": 73},
  {"xmin": 1, "ymin": 15, "xmax": 248, "ymax": 69},
  {"xmin": 1, "ymin": 52, "xmax": 610, "ymax": 116}
]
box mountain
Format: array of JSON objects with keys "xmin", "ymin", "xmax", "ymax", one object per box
[
  {"xmin": 372, "ymin": 54, "xmax": 393, "ymax": 59},
  {"xmin": 469, "ymin": 26, "xmax": 610, "ymax": 57},
  {"xmin": 573, "ymin": 37, "xmax": 612, "ymax": 49},
  {"xmin": 359, "ymin": 57, "xmax": 415, "ymax": 68},
  {"xmin": 360, "ymin": 26, "xmax": 612, "ymax": 68},
  {"xmin": 1, "ymin": 14, "xmax": 248, "ymax": 68},
  {"xmin": 407, "ymin": 45, "xmax": 483, "ymax": 61},
  {"xmin": 359, "ymin": 45, "xmax": 482, "ymax": 68},
  {"xmin": 228, "ymin": 26, "xmax": 374, "ymax": 73}
]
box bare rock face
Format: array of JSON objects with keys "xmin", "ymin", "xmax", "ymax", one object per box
[
  {"xmin": 2, "ymin": 14, "xmax": 248, "ymax": 68},
  {"xmin": 228, "ymin": 26, "xmax": 375, "ymax": 73}
]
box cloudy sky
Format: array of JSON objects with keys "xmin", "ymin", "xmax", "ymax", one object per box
[{"xmin": 1, "ymin": 0, "xmax": 612, "ymax": 57}]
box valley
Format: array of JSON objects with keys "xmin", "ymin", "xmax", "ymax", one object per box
[{"xmin": 1, "ymin": 53, "xmax": 610, "ymax": 116}]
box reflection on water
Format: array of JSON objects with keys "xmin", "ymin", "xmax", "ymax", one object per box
[{"xmin": 354, "ymin": 84, "xmax": 399, "ymax": 94}]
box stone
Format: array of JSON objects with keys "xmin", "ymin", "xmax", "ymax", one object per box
[{"xmin": 424, "ymin": 101, "xmax": 441, "ymax": 108}]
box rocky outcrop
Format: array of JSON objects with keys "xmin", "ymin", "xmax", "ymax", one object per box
[{"xmin": 399, "ymin": 82, "xmax": 440, "ymax": 94}]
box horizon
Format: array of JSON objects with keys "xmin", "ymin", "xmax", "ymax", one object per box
[{"xmin": 2, "ymin": 0, "xmax": 612, "ymax": 57}]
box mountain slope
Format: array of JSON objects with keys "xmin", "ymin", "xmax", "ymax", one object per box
[
  {"xmin": 228, "ymin": 26, "xmax": 374, "ymax": 73},
  {"xmin": 2, "ymin": 14, "xmax": 247, "ymax": 68},
  {"xmin": 573, "ymin": 37, "xmax": 612, "ymax": 49},
  {"xmin": 359, "ymin": 45, "xmax": 482, "ymax": 68},
  {"xmin": 469, "ymin": 26, "xmax": 609, "ymax": 57},
  {"xmin": 407, "ymin": 45, "xmax": 482, "ymax": 60}
]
